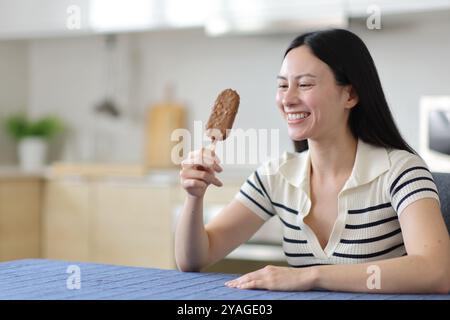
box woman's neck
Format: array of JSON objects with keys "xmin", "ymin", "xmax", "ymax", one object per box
[{"xmin": 308, "ymin": 131, "xmax": 358, "ymax": 183}]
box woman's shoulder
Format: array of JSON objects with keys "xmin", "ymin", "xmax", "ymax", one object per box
[
  {"xmin": 386, "ymin": 148, "xmax": 429, "ymax": 171},
  {"xmin": 254, "ymin": 150, "xmax": 308, "ymax": 184},
  {"xmin": 383, "ymin": 147, "xmax": 439, "ymax": 216},
  {"xmin": 384, "ymin": 148, "xmax": 433, "ymax": 188}
]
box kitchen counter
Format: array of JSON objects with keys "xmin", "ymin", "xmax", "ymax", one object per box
[
  {"xmin": 0, "ymin": 170, "xmax": 42, "ymax": 261},
  {"xmin": 46, "ymin": 162, "xmax": 252, "ymax": 185},
  {"xmin": 0, "ymin": 166, "xmax": 46, "ymax": 179},
  {"xmin": 0, "ymin": 163, "xmax": 252, "ymax": 184}
]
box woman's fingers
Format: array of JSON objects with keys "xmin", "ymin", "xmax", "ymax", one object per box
[
  {"xmin": 187, "ymin": 148, "xmax": 221, "ymax": 165},
  {"xmin": 180, "ymin": 149, "xmax": 223, "ymax": 198},
  {"xmin": 180, "ymin": 168, "xmax": 223, "ymax": 187},
  {"xmin": 180, "ymin": 148, "xmax": 223, "ymax": 188},
  {"xmin": 182, "ymin": 179, "xmax": 208, "ymax": 190},
  {"xmin": 181, "ymin": 157, "xmax": 223, "ymax": 173}
]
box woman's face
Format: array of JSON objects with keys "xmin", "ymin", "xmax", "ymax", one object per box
[{"xmin": 276, "ymin": 45, "xmax": 357, "ymax": 142}]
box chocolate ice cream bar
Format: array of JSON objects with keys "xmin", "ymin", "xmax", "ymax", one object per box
[{"xmin": 205, "ymin": 89, "xmax": 240, "ymax": 142}]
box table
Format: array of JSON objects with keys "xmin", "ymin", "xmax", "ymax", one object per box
[{"xmin": 0, "ymin": 259, "xmax": 448, "ymax": 300}]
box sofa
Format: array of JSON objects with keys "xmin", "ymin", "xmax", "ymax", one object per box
[{"xmin": 432, "ymin": 172, "xmax": 450, "ymax": 233}]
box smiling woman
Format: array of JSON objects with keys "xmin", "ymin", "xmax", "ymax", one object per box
[
  {"xmin": 175, "ymin": 28, "xmax": 450, "ymax": 294},
  {"xmin": 282, "ymin": 30, "xmax": 416, "ymax": 155}
]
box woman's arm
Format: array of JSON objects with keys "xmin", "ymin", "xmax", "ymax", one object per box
[
  {"xmin": 176, "ymin": 197, "xmax": 265, "ymax": 272},
  {"xmin": 227, "ymin": 198, "xmax": 450, "ymax": 294},
  {"xmin": 175, "ymin": 148, "xmax": 222, "ymax": 272},
  {"xmin": 175, "ymin": 148, "xmax": 266, "ymax": 272},
  {"xmin": 315, "ymin": 198, "xmax": 450, "ymax": 294},
  {"xmin": 315, "ymin": 255, "xmax": 448, "ymax": 294},
  {"xmin": 175, "ymin": 195, "xmax": 210, "ymax": 272}
]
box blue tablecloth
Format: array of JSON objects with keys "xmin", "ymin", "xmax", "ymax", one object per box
[{"xmin": 0, "ymin": 259, "xmax": 448, "ymax": 300}]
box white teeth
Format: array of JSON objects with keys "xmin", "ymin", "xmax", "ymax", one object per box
[{"xmin": 287, "ymin": 112, "xmax": 310, "ymax": 120}]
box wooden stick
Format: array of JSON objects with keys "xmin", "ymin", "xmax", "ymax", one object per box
[{"xmin": 209, "ymin": 139, "xmax": 217, "ymax": 153}]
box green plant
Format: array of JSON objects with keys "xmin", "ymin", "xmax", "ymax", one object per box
[{"xmin": 4, "ymin": 113, "xmax": 64, "ymax": 140}]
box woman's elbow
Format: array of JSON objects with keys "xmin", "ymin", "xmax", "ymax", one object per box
[
  {"xmin": 433, "ymin": 277, "xmax": 450, "ymax": 294},
  {"xmin": 177, "ymin": 264, "xmax": 201, "ymax": 273},
  {"xmin": 437, "ymin": 269, "xmax": 450, "ymax": 294},
  {"xmin": 175, "ymin": 258, "xmax": 203, "ymax": 273},
  {"xmin": 429, "ymin": 262, "xmax": 450, "ymax": 294}
]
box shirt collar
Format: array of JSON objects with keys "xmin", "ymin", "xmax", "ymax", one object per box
[{"xmin": 278, "ymin": 138, "xmax": 391, "ymax": 191}]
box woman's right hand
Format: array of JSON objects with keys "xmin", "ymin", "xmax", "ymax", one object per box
[{"xmin": 180, "ymin": 148, "xmax": 223, "ymax": 198}]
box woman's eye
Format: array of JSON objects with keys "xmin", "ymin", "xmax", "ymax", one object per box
[
  {"xmin": 299, "ymin": 83, "xmax": 313, "ymax": 88},
  {"xmin": 278, "ymin": 84, "xmax": 288, "ymax": 89}
]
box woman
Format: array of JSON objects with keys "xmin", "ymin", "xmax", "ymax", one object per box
[{"xmin": 175, "ymin": 29, "xmax": 450, "ymax": 294}]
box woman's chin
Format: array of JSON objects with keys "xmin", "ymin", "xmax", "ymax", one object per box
[{"xmin": 287, "ymin": 130, "xmax": 308, "ymax": 141}]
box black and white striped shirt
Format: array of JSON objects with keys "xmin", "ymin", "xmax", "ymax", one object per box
[{"xmin": 235, "ymin": 139, "xmax": 441, "ymax": 268}]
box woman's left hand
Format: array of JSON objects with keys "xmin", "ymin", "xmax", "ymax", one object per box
[{"xmin": 224, "ymin": 265, "xmax": 316, "ymax": 291}]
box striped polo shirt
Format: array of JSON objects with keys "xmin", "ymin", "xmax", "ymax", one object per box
[{"xmin": 235, "ymin": 138, "xmax": 441, "ymax": 268}]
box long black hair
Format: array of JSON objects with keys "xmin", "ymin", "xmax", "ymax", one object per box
[{"xmin": 284, "ymin": 29, "xmax": 416, "ymax": 154}]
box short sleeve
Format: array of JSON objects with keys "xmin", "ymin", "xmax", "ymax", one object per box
[
  {"xmin": 388, "ymin": 152, "xmax": 440, "ymax": 217},
  {"xmin": 235, "ymin": 166, "xmax": 276, "ymax": 221}
]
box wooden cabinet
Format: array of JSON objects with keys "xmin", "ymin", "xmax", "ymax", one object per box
[
  {"xmin": 41, "ymin": 178, "xmax": 91, "ymax": 261},
  {"xmin": 91, "ymin": 181, "xmax": 174, "ymax": 268},
  {"xmin": 41, "ymin": 172, "xmax": 265, "ymax": 272},
  {"xmin": 42, "ymin": 177, "xmax": 177, "ymax": 269},
  {"xmin": 0, "ymin": 177, "xmax": 42, "ymax": 261},
  {"xmin": 1, "ymin": 168, "xmax": 280, "ymax": 272}
]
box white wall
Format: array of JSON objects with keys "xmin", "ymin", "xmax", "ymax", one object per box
[
  {"xmin": 1, "ymin": 9, "xmax": 449, "ymax": 166},
  {"xmin": 352, "ymin": 10, "xmax": 450, "ymax": 152},
  {"xmin": 0, "ymin": 40, "xmax": 28, "ymax": 164},
  {"xmin": 27, "ymin": 30, "xmax": 294, "ymax": 166},
  {"xmin": 28, "ymin": 34, "xmax": 143, "ymax": 163},
  {"xmin": 134, "ymin": 30, "xmax": 293, "ymax": 167}
]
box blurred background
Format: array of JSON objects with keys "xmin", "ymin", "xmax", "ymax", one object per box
[{"xmin": 0, "ymin": 0, "xmax": 449, "ymax": 273}]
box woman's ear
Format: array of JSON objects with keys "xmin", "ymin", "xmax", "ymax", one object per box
[{"xmin": 344, "ymin": 85, "xmax": 359, "ymax": 109}]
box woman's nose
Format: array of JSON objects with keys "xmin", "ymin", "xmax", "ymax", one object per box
[{"xmin": 282, "ymin": 86, "xmax": 300, "ymax": 107}]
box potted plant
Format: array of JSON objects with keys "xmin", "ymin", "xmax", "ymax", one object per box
[{"xmin": 4, "ymin": 113, "xmax": 64, "ymax": 171}]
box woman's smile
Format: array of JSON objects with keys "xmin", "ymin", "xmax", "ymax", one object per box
[{"xmin": 286, "ymin": 111, "xmax": 311, "ymax": 124}]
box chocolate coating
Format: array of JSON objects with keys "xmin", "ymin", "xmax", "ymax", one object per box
[{"xmin": 205, "ymin": 89, "xmax": 240, "ymax": 141}]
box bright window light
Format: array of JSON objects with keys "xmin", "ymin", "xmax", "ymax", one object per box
[
  {"xmin": 89, "ymin": 0, "xmax": 154, "ymax": 32},
  {"xmin": 165, "ymin": 0, "xmax": 211, "ymax": 27}
]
